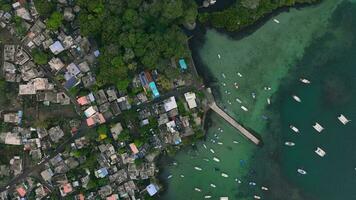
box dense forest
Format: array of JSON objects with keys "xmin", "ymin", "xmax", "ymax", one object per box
[{"xmin": 199, "ymin": 0, "xmax": 320, "ymax": 32}]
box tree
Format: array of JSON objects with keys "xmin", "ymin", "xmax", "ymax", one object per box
[
  {"xmin": 33, "ymin": 0, "xmax": 56, "ymax": 18},
  {"xmin": 157, "ymin": 75, "xmax": 172, "ymax": 91},
  {"xmin": 46, "ymin": 12, "xmax": 63, "ymax": 30},
  {"xmin": 33, "ymin": 49, "xmax": 48, "ymax": 65}
]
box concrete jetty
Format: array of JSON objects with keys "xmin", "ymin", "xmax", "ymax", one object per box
[{"xmin": 205, "ymin": 88, "xmax": 260, "ymax": 145}]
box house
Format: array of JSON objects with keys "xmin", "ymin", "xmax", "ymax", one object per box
[
  {"xmin": 59, "ymin": 183, "xmax": 73, "ymax": 197},
  {"xmin": 81, "ymin": 72, "xmax": 96, "ymax": 88},
  {"xmin": 146, "ymin": 184, "xmax": 159, "ymax": 196},
  {"xmin": 3, "ymin": 112, "xmax": 21, "ymax": 124},
  {"xmin": 77, "ymin": 96, "xmax": 89, "ymax": 106},
  {"xmin": 184, "ymin": 92, "xmax": 197, "ymax": 109},
  {"xmin": 48, "ymin": 57, "xmax": 65, "ymax": 72},
  {"xmin": 78, "ymin": 61, "xmax": 90, "ymax": 73},
  {"xmin": 95, "ymin": 167, "xmax": 109, "ymax": 178},
  {"xmin": 64, "ymin": 76, "xmax": 79, "ymax": 90},
  {"xmin": 106, "ymin": 88, "xmax": 118, "ymax": 102},
  {"xmin": 86, "ymin": 113, "xmax": 106, "ymax": 127},
  {"xmin": 41, "ymin": 168, "xmax": 54, "ymax": 182},
  {"xmin": 16, "ymin": 186, "xmax": 27, "ymax": 197},
  {"xmin": 95, "ymin": 90, "xmax": 108, "ymax": 105},
  {"xmin": 9, "ymin": 156, "xmax": 22, "ymax": 176},
  {"xmin": 84, "ymin": 106, "xmax": 97, "ymax": 117},
  {"xmin": 49, "ymin": 41, "xmax": 65, "ymax": 55},
  {"xmin": 179, "ymin": 58, "xmax": 188, "ymax": 70},
  {"xmin": 129, "ymin": 143, "xmax": 139, "ymax": 155},
  {"xmin": 48, "ymin": 126, "xmax": 64, "ymax": 143},
  {"xmin": 64, "ymin": 63, "xmax": 81, "ymax": 81},
  {"xmin": 110, "ymin": 123, "xmax": 123, "ymax": 140},
  {"xmin": 19, "ymin": 83, "xmax": 36, "ymax": 95},
  {"xmin": 163, "ymin": 96, "xmax": 177, "ymax": 112},
  {"xmin": 117, "ymin": 96, "xmax": 131, "ymax": 111},
  {"xmin": 1, "ymin": 132, "xmax": 21, "ymax": 145}
]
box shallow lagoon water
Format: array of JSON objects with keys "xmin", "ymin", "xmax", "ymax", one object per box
[{"xmin": 159, "ymin": 0, "xmax": 356, "ymax": 199}]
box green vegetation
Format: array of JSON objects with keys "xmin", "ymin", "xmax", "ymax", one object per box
[
  {"xmin": 33, "ymin": 0, "xmax": 56, "ymax": 18},
  {"xmin": 0, "ymin": 1, "xmax": 11, "ymax": 12},
  {"xmin": 33, "ymin": 49, "xmax": 49, "ymax": 65},
  {"xmin": 75, "ymin": 0, "xmax": 198, "ymax": 90},
  {"xmin": 199, "ymin": 0, "xmax": 320, "ymax": 32},
  {"xmin": 46, "ymin": 11, "xmax": 63, "ymax": 30},
  {"xmin": 13, "ymin": 16, "xmax": 27, "ymax": 37}
]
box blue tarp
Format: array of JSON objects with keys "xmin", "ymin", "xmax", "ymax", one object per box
[{"xmin": 179, "ymin": 59, "xmax": 187, "ymax": 70}]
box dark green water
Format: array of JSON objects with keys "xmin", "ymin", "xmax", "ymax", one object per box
[{"xmin": 159, "ymin": 1, "xmax": 356, "ymax": 199}]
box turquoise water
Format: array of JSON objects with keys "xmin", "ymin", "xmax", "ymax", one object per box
[{"xmin": 159, "ymin": 0, "xmax": 356, "ymax": 199}]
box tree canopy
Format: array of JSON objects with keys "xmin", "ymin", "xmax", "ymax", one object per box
[{"xmin": 76, "ymin": 0, "xmax": 198, "ymax": 90}]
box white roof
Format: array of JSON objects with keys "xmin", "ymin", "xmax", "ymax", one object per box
[
  {"xmin": 48, "ymin": 57, "xmax": 64, "ymax": 71},
  {"xmin": 19, "ymin": 84, "xmax": 36, "ymax": 95},
  {"xmin": 146, "ymin": 184, "xmax": 158, "ymax": 196},
  {"xmin": 166, "ymin": 120, "xmax": 176, "ymax": 133},
  {"xmin": 5, "ymin": 132, "xmax": 21, "ymax": 145},
  {"xmin": 184, "ymin": 92, "xmax": 197, "ymax": 109},
  {"xmin": 49, "ymin": 41, "xmax": 65, "ymax": 55},
  {"xmin": 164, "ymin": 96, "xmax": 177, "ymax": 112},
  {"xmin": 84, "ymin": 106, "xmax": 97, "ymax": 118}
]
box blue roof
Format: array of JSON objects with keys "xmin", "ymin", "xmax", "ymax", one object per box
[
  {"xmin": 149, "ymin": 82, "xmax": 160, "ymax": 98},
  {"xmin": 139, "ymin": 72, "xmax": 149, "ymax": 87},
  {"xmin": 146, "ymin": 184, "xmax": 158, "ymax": 196},
  {"xmin": 179, "ymin": 59, "xmax": 187, "ymax": 70},
  {"xmin": 64, "ymin": 77, "xmax": 78, "ymax": 89}
]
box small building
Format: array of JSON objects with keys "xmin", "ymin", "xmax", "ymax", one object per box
[
  {"xmin": 163, "ymin": 96, "xmax": 177, "ymax": 112},
  {"xmin": 48, "ymin": 126, "xmax": 64, "ymax": 143},
  {"xmin": 84, "ymin": 106, "xmax": 97, "ymax": 117},
  {"xmin": 48, "ymin": 57, "xmax": 65, "ymax": 72},
  {"xmin": 184, "ymin": 92, "xmax": 197, "ymax": 109},
  {"xmin": 59, "ymin": 183, "xmax": 73, "ymax": 197},
  {"xmin": 179, "ymin": 58, "xmax": 188, "ymax": 70},
  {"xmin": 41, "ymin": 168, "xmax": 54, "ymax": 182},
  {"xmin": 49, "ymin": 41, "xmax": 65, "ymax": 55},
  {"xmin": 129, "ymin": 143, "xmax": 139, "ymax": 155},
  {"xmin": 16, "ymin": 186, "xmax": 27, "ymax": 197},
  {"xmin": 146, "ymin": 184, "xmax": 159, "ymax": 196},
  {"xmin": 64, "ymin": 63, "xmax": 81, "ymax": 81},
  {"xmin": 110, "ymin": 123, "xmax": 123, "ymax": 140},
  {"xmin": 95, "ymin": 167, "xmax": 109, "ymax": 178}
]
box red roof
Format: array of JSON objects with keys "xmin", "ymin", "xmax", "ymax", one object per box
[
  {"xmin": 16, "ymin": 187, "xmax": 26, "ymax": 197},
  {"xmin": 61, "ymin": 183, "xmax": 73, "ymax": 194},
  {"xmin": 77, "ymin": 96, "xmax": 89, "ymax": 106},
  {"xmin": 86, "ymin": 117, "xmax": 95, "ymax": 127},
  {"xmin": 98, "ymin": 113, "xmax": 106, "ymax": 124},
  {"xmin": 129, "ymin": 143, "xmax": 139, "ymax": 154}
]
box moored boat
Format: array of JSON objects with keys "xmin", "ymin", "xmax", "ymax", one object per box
[
  {"xmin": 254, "ymin": 195, "xmax": 261, "ymax": 199},
  {"xmin": 204, "ymin": 196, "xmax": 212, "ymax": 199},
  {"xmin": 210, "ymin": 183, "xmax": 216, "ymax": 188},
  {"xmin": 261, "ymin": 186, "xmax": 269, "ymax": 191},
  {"xmin": 300, "ymin": 78, "xmax": 311, "ymax": 84},
  {"xmin": 213, "ymin": 157, "xmax": 220, "ymax": 162},
  {"xmin": 267, "ymin": 98, "xmax": 271, "ymax": 105},
  {"xmin": 315, "ymin": 147, "xmax": 326, "ymax": 157},
  {"xmin": 292, "ymin": 95, "xmax": 301, "ymax": 102},
  {"xmin": 194, "ymin": 167, "xmax": 202, "ymax": 171},
  {"xmin": 195, "ymin": 187, "xmax": 201, "ymax": 192},
  {"xmin": 221, "ymin": 173, "xmax": 229, "ymax": 178},
  {"xmin": 313, "ymin": 122, "xmax": 324, "ymax": 133},
  {"xmin": 218, "ymin": 54, "xmax": 221, "ymax": 59},
  {"xmin": 289, "ymin": 125, "xmax": 299, "ymax": 133},
  {"xmin": 284, "ymin": 141, "xmax": 295, "ymax": 146},
  {"xmin": 297, "ymin": 168, "xmax": 307, "ymax": 175},
  {"xmin": 338, "ymin": 114, "xmax": 350, "ymax": 125},
  {"xmin": 273, "ymin": 18, "xmax": 280, "ymax": 23},
  {"xmin": 210, "ymin": 148, "xmax": 215, "ymax": 154},
  {"xmin": 241, "ymin": 106, "xmax": 248, "ymax": 112}
]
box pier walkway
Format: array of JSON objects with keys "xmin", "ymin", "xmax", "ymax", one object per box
[{"xmin": 205, "ymin": 88, "xmax": 260, "ymax": 145}]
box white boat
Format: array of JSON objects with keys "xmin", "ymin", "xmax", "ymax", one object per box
[
  {"xmin": 261, "ymin": 186, "xmax": 269, "ymax": 191},
  {"xmin": 284, "ymin": 141, "xmax": 295, "ymax": 146},
  {"xmin": 300, "ymin": 78, "xmax": 311, "ymax": 84},
  {"xmin": 210, "ymin": 149, "xmax": 215, "ymax": 154},
  {"xmin": 338, "ymin": 114, "xmax": 350, "ymax": 125},
  {"xmin": 222, "ymin": 82, "xmax": 226, "ymax": 86},
  {"xmin": 313, "ymin": 122, "xmax": 324, "ymax": 133},
  {"xmin": 213, "ymin": 157, "xmax": 220, "ymax": 162},
  {"xmin": 251, "ymin": 93, "xmax": 256, "ymax": 99},
  {"xmin": 267, "ymin": 98, "xmax": 271, "ymax": 105},
  {"xmin": 235, "ymin": 98, "xmax": 242, "ymax": 103},
  {"xmin": 233, "ymin": 140, "xmax": 239, "ymax": 144},
  {"xmin": 217, "ymin": 142, "xmax": 223, "ymax": 145},
  {"xmin": 194, "ymin": 167, "xmax": 202, "ymax": 171},
  {"xmin": 315, "ymin": 147, "xmax": 326, "ymax": 157},
  {"xmin": 234, "ymin": 82, "xmax": 239, "ymax": 89},
  {"xmin": 241, "ymin": 106, "xmax": 248, "ymax": 112},
  {"xmin": 297, "ymin": 168, "xmax": 307, "ymax": 175},
  {"xmin": 249, "ymin": 182, "xmax": 256, "ymax": 186},
  {"xmin": 204, "ymin": 196, "xmax": 212, "ymax": 199},
  {"xmin": 180, "ymin": 174, "xmax": 185, "ymax": 178},
  {"xmin": 292, "ymin": 95, "xmax": 301, "ymax": 102},
  {"xmin": 222, "ymin": 73, "xmax": 226, "ymax": 78},
  {"xmin": 195, "ymin": 187, "xmax": 201, "ymax": 192},
  {"xmin": 218, "ymin": 54, "xmax": 221, "ymax": 59},
  {"xmin": 210, "ymin": 183, "xmax": 216, "ymax": 188},
  {"xmin": 254, "ymin": 195, "xmax": 261, "ymax": 199},
  {"xmin": 221, "ymin": 173, "xmax": 229, "ymax": 178},
  {"xmin": 203, "ymin": 158, "xmax": 209, "ymax": 162},
  {"xmin": 203, "ymin": 144, "xmax": 207, "ymax": 149},
  {"xmin": 237, "ymin": 72, "xmax": 243, "ymax": 77},
  {"xmin": 289, "ymin": 125, "xmax": 299, "ymax": 133},
  {"xmin": 235, "ymin": 179, "xmax": 242, "ymax": 184},
  {"xmin": 167, "ymin": 175, "xmax": 172, "ymax": 179},
  {"xmin": 227, "ymin": 100, "xmax": 232, "ymax": 105},
  {"xmin": 273, "ymin": 18, "xmax": 280, "ymax": 23}
]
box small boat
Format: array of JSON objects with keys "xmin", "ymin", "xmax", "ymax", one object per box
[
  {"xmin": 338, "ymin": 114, "xmax": 350, "ymax": 125},
  {"xmin": 218, "ymin": 54, "xmax": 221, "ymax": 59},
  {"xmin": 173, "ymin": 162, "xmax": 177, "ymax": 166},
  {"xmin": 313, "ymin": 122, "xmax": 324, "ymax": 133},
  {"xmin": 221, "ymin": 173, "xmax": 229, "ymax": 178},
  {"xmin": 289, "ymin": 125, "xmax": 299, "ymax": 133},
  {"xmin": 204, "ymin": 196, "xmax": 212, "ymax": 199},
  {"xmin": 220, "ymin": 129, "xmax": 224, "ymax": 133},
  {"xmin": 203, "ymin": 158, "xmax": 209, "ymax": 162},
  {"xmin": 233, "ymin": 140, "xmax": 239, "ymax": 144},
  {"xmin": 210, "ymin": 183, "xmax": 216, "ymax": 188},
  {"xmin": 217, "ymin": 142, "xmax": 223, "ymax": 145},
  {"xmin": 222, "ymin": 82, "xmax": 226, "ymax": 86},
  {"xmin": 203, "ymin": 144, "xmax": 207, "ymax": 149},
  {"xmin": 234, "ymin": 82, "xmax": 239, "ymax": 89},
  {"xmin": 227, "ymin": 100, "xmax": 232, "ymax": 105},
  {"xmin": 254, "ymin": 195, "xmax": 261, "ymax": 199},
  {"xmin": 195, "ymin": 187, "xmax": 201, "ymax": 192},
  {"xmin": 241, "ymin": 106, "xmax": 248, "ymax": 112},
  {"xmin": 210, "ymin": 149, "xmax": 215, "ymax": 154},
  {"xmin": 315, "ymin": 147, "xmax": 326, "ymax": 157},
  {"xmin": 237, "ymin": 72, "xmax": 243, "ymax": 77},
  {"xmin": 273, "ymin": 18, "xmax": 280, "ymax": 23},
  {"xmin": 194, "ymin": 167, "xmax": 202, "ymax": 171},
  {"xmin": 235, "ymin": 178, "xmax": 242, "ymax": 184},
  {"xmin": 222, "ymin": 73, "xmax": 226, "ymax": 78},
  {"xmin": 267, "ymin": 98, "xmax": 271, "ymax": 105},
  {"xmin": 251, "ymin": 93, "xmax": 256, "ymax": 99},
  {"xmin": 235, "ymin": 98, "xmax": 242, "ymax": 103},
  {"xmin": 180, "ymin": 174, "xmax": 185, "ymax": 178},
  {"xmin": 213, "ymin": 157, "xmax": 220, "ymax": 162},
  {"xmin": 292, "ymin": 95, "xmax": 301, "ymax": 102},
  {"xmin": 167, "ymin": 175, "xmax": 173, "ymax": 179},
  {"xmin": 249, "ymin": 182, "xmax": 257, "ymax": 186},
  {"xmin": 297, "ymin": 168, "xmax": 307, "ymax": 175},
  {"xmin": 300, "ymin": 78, "xmax": 311, "ymax": 84},
  {"xmin": 284, "ymin": 141, "xmax": 295, "ymax": 146},
  {"xmin": 261, "ymin": 186, "xmax": 269, "ymax": 191}
]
